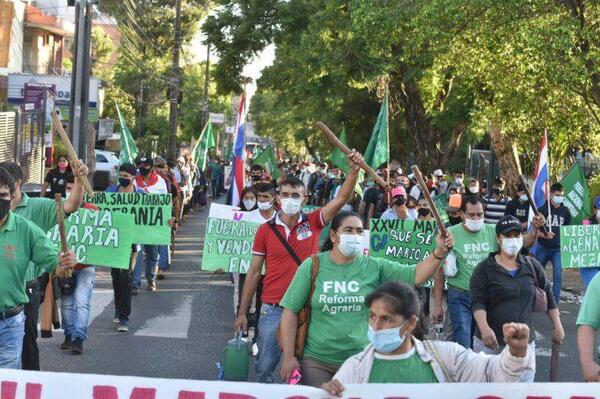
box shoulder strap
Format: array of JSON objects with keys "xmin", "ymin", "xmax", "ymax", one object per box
[
  {"xmin": 423, "ymin": 340, "xmax": 451, "ymax": 382},
  {"xmin": 308, "ymin": 255, "xmax": 320, "ymax": 296},
  {"xmin": 268, "ymin": 219, "xmax": 302, "ymax": 266},
  {"xmin": 523, "ymin": 255, "xmax": 540, "ymax": 288}
]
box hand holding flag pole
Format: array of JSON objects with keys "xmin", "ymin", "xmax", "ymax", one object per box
[
  {"xmin": 518, "ymin": 175, "xmax": 549, "ymax": 235},
  {"xmin": 315, "ymin": 121, "xmax": 389, "ymax": 190}
]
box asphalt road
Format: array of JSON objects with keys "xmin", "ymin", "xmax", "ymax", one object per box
[
  {"xmin": 38, "ymin": 204, "xmax": 235, "ymax": 380},
  {"xmin": 37, "ymin": 200, "xmax": 588, "ymax": 383}
]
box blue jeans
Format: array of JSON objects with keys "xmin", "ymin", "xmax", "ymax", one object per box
[
  {"xmin": 447, "ymin": 288, "xmax": 473, "ymax": 349},
  {"xmin": 61, "ymin": 266, "xmax": 95, "ymax": 342},
  {"xmin": 158, "ymin": 245, "xmax": 170, "ymax": 271},
  {"xmin": 580, "ymin": 268, "xmax": 600, "ymax": 289},
  {"xmin": 255, "ymin": 304, "xmax": 283, "ymax": 383},
  {"xmin": 0, "ymin": 311, "xmax": 25, "ymax": 369},
  {"xmin": 532, "ymin": 245, "xmax": 562, "ymax": 304},
  {"xmin": 133, "ymin": 245, "xmax": 159, "ymax": 288}
]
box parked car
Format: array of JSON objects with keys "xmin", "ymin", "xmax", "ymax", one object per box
[{"xmin": 94, "ymin": 149, "xmax": 119, "ymax": 183}]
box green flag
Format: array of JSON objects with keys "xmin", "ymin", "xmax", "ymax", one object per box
[
  {"xmin": 192, "ymin": 121, "xmax": 216, "ymax": 171},
  {"xmin": 363, "ymin": 93, "xmax": 389, "ymax": 170},
  {"xmin": 330, "ymin": 125, "xmax": 349, "ymax": 173},
  {"xmin": 561, "ymin": 163, "xmax": 591, "ymax": 224},
  {"xmin": 225, "ymin": 143, "xmax": 233, "ymax": 162},
  {"xmin": 253, "ymin": 145, "xmax": 280, "ymax": 179},
  {"xmin": 116, "ymin": 104, "xmax": 139, "ymax": 165}
]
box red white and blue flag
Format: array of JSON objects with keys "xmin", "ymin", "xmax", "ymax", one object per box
[
  {"xmin": 532, "ymin": 129, "xmax": 549, "ymax": 209},
  {"xmin": 230, "ymin": 91, "xmax": 247, "ymax": 207}
]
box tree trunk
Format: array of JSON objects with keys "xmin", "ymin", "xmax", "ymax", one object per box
[{"xmin": 488, "ymin": 125, "xmax": 521, "ymax": 195}]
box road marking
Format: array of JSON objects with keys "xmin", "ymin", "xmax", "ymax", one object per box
[{"xmin": 134, "ymin": 295, "xmax": 193, "ymax": 339}]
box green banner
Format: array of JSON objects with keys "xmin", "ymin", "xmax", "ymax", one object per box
[
  {"xmin": 46, "ymin": 209, "xmax": 134, "ymax": 269},
  {"xmin": 561, "ymin": 163, "xmax": 591, "ymax": 225},
  {"xmin": 201, "ymin": 217, "xmax": 261, "ymax": 273},
  {"xmin": 433, "ymin": 193, "xmax": 449, "ymax": 223},
  {"xmin": 84, "ymin": 193, "xmax": 172, "ymax": 245},
  {"xmin": 369, "ymin": 219, "xmax": 437, "ymax": 264},
  {"xmin": 560, "ymin": 225, "xmax": 600, "ymax": 269}
]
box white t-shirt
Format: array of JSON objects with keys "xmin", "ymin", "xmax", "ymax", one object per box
[
  {"xmin": 134, "ymin": 173, "xmax": 168, "ymax": 194},
  {"xmin": 247, "ymin": 208, "xmax": 276, "ymax": 224},
  {"xmin": 380, "ymin": 207, "xmax": 416, "ymax": 221}
]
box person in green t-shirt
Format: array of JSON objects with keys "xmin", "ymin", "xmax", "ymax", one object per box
[
  {"xmin": 279, "ymin": 210, "xmax": 455, "ymax": 387},
  {"xmin": 0, "ymin": 167, "xmax": 76, "ymax": 369},
  {"xmin": 445, "ymin": 195, "xmax": 542, "ymax": 349},
  {"xmin": 0, "ymin": 160, "xmax": 88, "ymax": 371},
  {"xmin": 576, "ymin": 272, "xmax": 600, "ymax": 382},
  {"xmin": 321, "ymin": 281, "xmax": 534, "ymax": 395}
]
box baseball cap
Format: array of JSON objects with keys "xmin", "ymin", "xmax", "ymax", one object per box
[
  {"xmin": 496, "ymin": 216, "xmax": 523, "ymax": 235},
  {"xmin": 446, "ymin": 194, "xmax": 462, "ymax": 212},
  {"xmin": 391, "ymin": 186, "xmax": 407, "ymax": 198},
  {"xmin": 594, "ymin": 195, "xmax": 600, "ymax": 209},
  {"xmin": 135, "ymin": 155, "xmax": 153, "ymax": 166},
  {"xmin": 433, "ymin": 169, "xmax": 443, "ymax": 178}
]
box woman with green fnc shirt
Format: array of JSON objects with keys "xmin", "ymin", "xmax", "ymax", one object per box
[
  {"xmin": 321, "ymin": 282, "xmax": 534, "ymax": 395},
  {"xmin": 279, "ymin": 211, "xmax": 455, "ymax": 387}
]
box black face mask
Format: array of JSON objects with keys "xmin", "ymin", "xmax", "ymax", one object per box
[
  {"xmin": 418, "ymin": 208, "xmax": 431, "ymax": 217},
  {"xmin": 139, "ymin": 167, "xmax": 151, "ymax": 176},
  {"xmin": 493, "ymin": 188, "xmax": 503, "ymax": 196},
  {"xmin": 394, "ymin": 197, "xmax": 406, "ymax": 206},
  {"xmin": 251, "ymin": 175, "xmax": 261, "ymax": 181},
  {"xmin": 449, "ymin": 216, "xmax": 462, "ymax": 226},
  {"xmin": 0, "ymin": 198, "xmax": 10, "ymax": 220},
  {"xmin": 119, "ymin": 177, "xmax": 132, "ymax": 187}
]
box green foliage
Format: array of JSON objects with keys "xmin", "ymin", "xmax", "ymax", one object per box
[{"xmin": 589, "ymin": 173, "xmax": 600, "ymax": 200}]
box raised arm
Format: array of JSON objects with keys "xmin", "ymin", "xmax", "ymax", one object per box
[
  {"xmin": 63, "ymin": 160, "xmax": 89, "ymax": 214},
  {"xmin": 321, "ymin": 150, "xmax": 362, "ymax": 224},
  {"xmin": 414, "ymin": 232, "xmax": 454, "ymax": 286}
]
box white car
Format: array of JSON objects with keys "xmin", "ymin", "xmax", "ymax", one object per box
[{"xmin": 94, "ymin": 149, "xmax": 119, "ymax": 182}]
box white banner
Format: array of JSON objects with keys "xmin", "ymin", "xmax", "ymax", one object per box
[{"xmin": 1, "ymin": 369, "xmax": 599, "ymax": 399}]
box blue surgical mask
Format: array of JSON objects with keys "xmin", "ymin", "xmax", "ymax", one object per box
[{"xmin": 368, "ymin": 321, "xmax": 408, "ymax": 353}]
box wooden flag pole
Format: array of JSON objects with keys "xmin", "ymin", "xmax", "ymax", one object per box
[
  {"xmin": 55, "ymin": 194, "xmax": 72, "ymax": 278},
  {"xmin": 316, "ymin": 121, "xmax": 389, "ymax": 190},
  {"xmin": 411, "ymin": 165, "xmax": 448, "ymax": 238},
  {"xmin": 50, "ymin": 111, "xmax": 94, "ymax": 196},
  {"xmin": 550, "ymin": 342, "xmax": 561, "ymax": 381},
  {"xmin": 517, "ymin": 175, "xmax": 549, "ymax": 235}
]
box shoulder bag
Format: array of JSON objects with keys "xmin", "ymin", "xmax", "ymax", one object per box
[{"xmin": 524, "ymin": 256, "xmax": 548, "ymax": 312}]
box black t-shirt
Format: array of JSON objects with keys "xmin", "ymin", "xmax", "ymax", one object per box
[
  {"xmin": 44, "ymin": 168, "xmax": 74, "ymax": 197},
  {"xmin": 538, "ymin": 203, "xmax": 572, "ymax": 249},
  {"xmin": 505, "ymin": 198, "xmax": 530, "ymax": 223}
]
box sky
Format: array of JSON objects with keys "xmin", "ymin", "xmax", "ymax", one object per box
[{"xmin": 188, "ymin": 22, "xmax": 275, "ymax": 102}]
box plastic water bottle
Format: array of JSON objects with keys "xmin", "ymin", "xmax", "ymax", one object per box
[{"xmin": 216, "ymin": 362, "xmax": 224, "ymax": 381}]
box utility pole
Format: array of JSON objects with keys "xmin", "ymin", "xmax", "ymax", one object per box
[
  {"xmin": 167, "ymin": 0, "xmax": 182, "ymax": 160},
  {"xmin": 202, "ymin": 43, "xmax": 210, "ymax": 128},
  {"xmin": 68, "ymin": 0, "xmax": 94, "ymax": 163},
  {"xmin": 137, "ymin": 79, "xmax": 144, "ymax": 137}
]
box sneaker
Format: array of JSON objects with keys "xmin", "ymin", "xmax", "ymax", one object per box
[
  {"xmin": 131, "ymin": 287, "xmax": 139, "ymax": 296},
  {"xmin": 112, "ymin": 311, "xmax": 120, "ymax": 324},
  {"xmin": 157, "ymin": 271, "xmax": 166, "ymax": 280},
  {"xmin": 71, "ymin": 340, "xmax": 83, "ymax": 355},
  {"xmin": 60, "ymin": 335, "xmax": 72, "ymax": 350},
  {"xmin": 252, "ymin": 343, "xmax": 259, "ymax": 357},
  {"xmin": 118, "ymin": 320, "xmax": 129, "ymax": 332},
  {"xmin": 147, "ymin": 281, "xmax": 157, "ymax": 291}
]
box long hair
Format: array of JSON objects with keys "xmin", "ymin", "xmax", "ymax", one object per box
[
  {"xmin": 239, "ymin": 186, "xmax": 257, "ymax": 211},
  {"xmin": 320, "ymin": 210, "xmax": 362, "ymax": 251}
]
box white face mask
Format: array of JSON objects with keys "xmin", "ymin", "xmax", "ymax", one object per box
[
  {"xmin": 242, "ymin": 199, "xmax": 256, "ymax": 210},
  {"xmin": 257, "ymin": 200, "xmax": 273, "ymax": 211},
  {"xmin": 501, "ymin": 236, "xmax": 523, "ymax": 257},
  {"xmin": 552, "ymin": 195, "xmax": 564, "ymax": 205},
  {"xmin": 407, "ymin": 209, "xmax": 418, "ymax": 219},
  {"xmin": 455, "ymin": 177, "xmax": 463, "ymax": 185},
  {"xmin": 337, "ymin": 234, "xmax": 363, "ymax": 257},
  {"xmin": 465, "ymin": 218, "xmax": 484, "ymax": 232},
  {"xmin": 280, "ymin": 197, "xmax": 303, "ymax": 216},
  {"xmin": 519, "ymin": 194, "xmax": 528, "ymax": 202},
  {"xmin": 469, "ymin": 186, "xmax": 479, "ymax": 194}
]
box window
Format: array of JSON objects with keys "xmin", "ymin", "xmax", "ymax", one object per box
[{"xmin": 96, "ymin": 154, "xmax": 108, "ymax": 163}]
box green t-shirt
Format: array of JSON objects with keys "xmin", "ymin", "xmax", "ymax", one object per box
[
  {"xmin": 280, "ymin": 251, "xmax": 416, "ymax": 365},
  {"xmin": 447, "ymin": 223, "xmax": 498, "ymax": 291},
  {"xmin": 0, "ymin": 212, "xmax": 59, "ymax": 311},
  {"xmin": 14, "ymin": 193, "xmax": 62, "ymax": 281},
  {"xmin": 577, "ymin": 272, "xmax": 600, "ymax": 329},
  {"xmin": 368, "ymin": 349, "xmax": 439, "ymax": 383}
]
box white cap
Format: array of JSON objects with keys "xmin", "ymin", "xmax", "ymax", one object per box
[{"xmin": 433, "ymin": 169, "xmax": 443, "ymax": 177}]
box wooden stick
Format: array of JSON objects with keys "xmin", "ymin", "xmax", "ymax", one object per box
[
  {"xmin": 40, "ymin": 276, "xmax": 54, "ymax": 338},
  {"xmin": 517, "ymin": 175, "xmax": 549, "ymax": 234},
  {"xmin": 411, "ymin": 165, "xmax": 449, "ymax": 238},
  {"xmin": 315, "ymin": 121, "xmax": 389, "ymax": 190},
  {"xmin": 50, "ymin": 111, "xmax": 94, "ymax": 196},
  {"xmin": 55, "ymin": 194, "xmax": 72, "ymax": 278}
]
